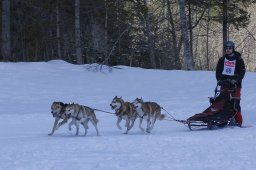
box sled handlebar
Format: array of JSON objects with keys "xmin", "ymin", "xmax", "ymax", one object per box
[
  {"xmin": 214, "ymin": 79, "xmax": 237, "ymax": 97},
  {"xmin": 217, "ymin": 79, "xmax": 237, "ymax": 87}
]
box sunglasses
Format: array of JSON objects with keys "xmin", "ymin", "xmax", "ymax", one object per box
[{"xmin": 225, "ymin": 46, "xmax": 233, "ymax": 50}]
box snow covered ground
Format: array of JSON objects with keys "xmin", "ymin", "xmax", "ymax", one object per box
[{"xmin": 0, "ymin": 60, "xmax": 256, "ymax": 170}]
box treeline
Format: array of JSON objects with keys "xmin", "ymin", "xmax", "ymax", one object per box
[{"xmin": 1, "ymin": 0, "xmax": 256, "ymax": 70}]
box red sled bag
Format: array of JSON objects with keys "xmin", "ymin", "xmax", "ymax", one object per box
[{"xmin": 187, "ymin": 79, "xmax": 239, "ymax": 130}]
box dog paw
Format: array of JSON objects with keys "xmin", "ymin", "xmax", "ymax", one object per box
[
  {"xmin": 140, "ymin": 128, "xmax": 145, "ymax": 132},
  {"xmin": 48, "ymin": 133, "xmax": 53, "ymax": 136},
  {"xmin": 146, "ymin": 129, "xmax": 151, "ymax": 133}
]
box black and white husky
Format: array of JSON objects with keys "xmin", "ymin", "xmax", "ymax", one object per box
[{"xmin": 48, "ymin": 101, "xmax": 72, "ymax": 136}]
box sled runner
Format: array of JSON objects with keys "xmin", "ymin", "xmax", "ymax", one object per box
[{"xmin": 187, "ymin": 79, "xmax": 240, "ymax": 130}]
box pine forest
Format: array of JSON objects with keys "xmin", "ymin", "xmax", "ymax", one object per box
[{"xmin": 1, "ymin": 0, "xmax": 256, "ymax": 71}]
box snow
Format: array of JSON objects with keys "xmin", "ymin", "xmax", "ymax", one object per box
[{"xmin": 0, "ymin": 60, "xmax": 256, "ymax": 170}]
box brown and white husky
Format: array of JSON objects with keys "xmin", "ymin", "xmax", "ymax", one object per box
[
  {"xmin": 110, "ymin": 96, "xmax": 137, "ymax": 134},
  {"xmin": 64, "ymin": 103, "xmax": 99, "ymax": 136},
  {"xmin": 48, "ymin": 102, "xmax": 72, "ymax": 136},
  {"xmin": 132, "ymin": 98, "xmax": 165, "ymax": 133}
]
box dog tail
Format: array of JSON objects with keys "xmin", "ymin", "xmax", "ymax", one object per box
[{"xmin": 158, "ymin": 114, "xmax": 165, "ymax": 120}]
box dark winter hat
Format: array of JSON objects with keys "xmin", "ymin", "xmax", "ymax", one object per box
[{"xmin": 225, "ymin": 41, "xmax": 235, "ymax": 49}]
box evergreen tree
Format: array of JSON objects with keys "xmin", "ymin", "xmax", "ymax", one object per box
[{"xmin": 2, "ymin": 0, "xmax": 11, "ymax": 60}]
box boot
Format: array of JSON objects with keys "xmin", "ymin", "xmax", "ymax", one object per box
[{"xmin": 234, "ymin": 112, "xmax": 243, "ymax": 127}]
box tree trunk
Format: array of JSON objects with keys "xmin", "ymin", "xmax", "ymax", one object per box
[
  {"xmin": 206, "ymin": 1, "xmax": 212, "ymax": 70},
  {"xmin": 75, "ymin": 0, "xmax": 83, "ymax": 64},
  {"xmin": 179, "ymin": 0, "xmax": 194, "ymax": 70},
  {"xmin": 56, "ymin": 0, "xmax": 61, "ymax": 59},
  {"xmin": 2, "ymin": 0, "xmax": 11, "ymax": 60},
  {"xmin": 188, "ymin": 1, "xmax": 194, "ymax": 66},
  {"xmin": 104, "ymin": 0, "xmax": 108, "ymax": 65},
  {"xmin": 222, "ymin": 0, "xmax": 228, "ymax": 53},
  {"xmin": 166, "ymin": 0, "xmax": 181, "ymax": 69},
  {"xmin": 144, "ymin": 0, "xmax": 156, "ymax": 69}
]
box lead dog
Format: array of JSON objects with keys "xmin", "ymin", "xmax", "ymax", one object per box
[
  {"xmin": 133, "ymin": 98, "xmax": 165, "ymax": 133},
  {"xmin": 48, "ymin": 101, "xmax": 72, "ymax": 136},
  {"xmin": 110, "ymin": 96, "xmax": 137, "ymax": 134},
  {"xmin": 64, "ymin": 103, "xmax": 99, "ymax": 136}
]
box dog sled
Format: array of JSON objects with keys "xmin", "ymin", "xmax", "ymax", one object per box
[{"xmin": 186, "ymin": 79, "xmax": 240, "ymax": 130}]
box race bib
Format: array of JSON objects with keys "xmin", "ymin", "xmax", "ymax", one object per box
[{"xmin": 222, "ymin": 58, "xmax": 236, "ymax": 76}]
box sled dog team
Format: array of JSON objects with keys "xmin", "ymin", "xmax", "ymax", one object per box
[{"xmin": 48, "ymin": 96, "xmax": 165, "ymax": 136}]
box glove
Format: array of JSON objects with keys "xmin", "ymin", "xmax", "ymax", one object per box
[
  {"xmin": 217, "ymin": 80, "xmax": 223, "ymax": 86},
  {"xmin": 231, "ymin": 79, "xmax": 237, "ymax": 85}
]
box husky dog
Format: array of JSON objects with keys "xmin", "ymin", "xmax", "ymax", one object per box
[
  {"xmin": 64, "ymin": 103, "xmax": 99, "ymax": 136},
  {"xmin": 133, "ymin": 98, "xmax": 165, "ymax": 133},
  {"xmin": 110, "ymin": 96, "xmax": 137, "ymax": 134},
  {"xmin": 48, "ymin": 102, "xmax": 72, "ymax": 136}
]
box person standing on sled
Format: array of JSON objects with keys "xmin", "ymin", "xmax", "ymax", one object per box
[{"xmin": 216, "ymin": 40, "xmax": 245, "ymax": 127}]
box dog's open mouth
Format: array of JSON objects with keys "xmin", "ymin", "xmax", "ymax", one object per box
[
  {"xmin": 132, "ymin": 103, "xmax": 139, "ymax": 109},
  {"xmin": 110, "ymin": 104, "xmax": 117, "ymax": 110}
]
